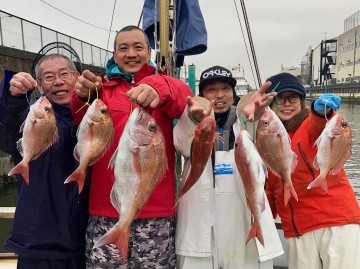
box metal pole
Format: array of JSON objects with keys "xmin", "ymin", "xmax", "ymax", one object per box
[{"xmin": 159, "ymin": 0, "xmax": 169, "ymax": 72}]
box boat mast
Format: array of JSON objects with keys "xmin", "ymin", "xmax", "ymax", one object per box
[{"xmin": 159, "ymin": 0, "xmax": 176, "ymax": 76}]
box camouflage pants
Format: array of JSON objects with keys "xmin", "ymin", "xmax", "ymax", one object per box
[{"xmin": 85, "ymin": 215, "xmax": 176, "ymax": 269}]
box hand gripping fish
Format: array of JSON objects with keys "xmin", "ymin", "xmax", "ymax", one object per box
[
  {"xmin": 307, "ymin": 114, "xmax": 352, "ymax": 192},
  {"xmin": 256, "ymin": 108, "xmax": 298, "ymax": 207},
  {"xmin": 176, "ymin": 116, "xmax": 216, "ymax": 203},
  {"xmin": 8, "ymin": 97, "xmax": 58, "ymax": 185},
  {"xmin": 64, "ymin": 99, "xmax": 114, "ymax": 193},
  {"xmin": 93, "ymin": 107, "xmax": 167, "ymax": 263},
  {"xmin": 234, "ymin": 130, "xmax": 267, "ymax": 247}
]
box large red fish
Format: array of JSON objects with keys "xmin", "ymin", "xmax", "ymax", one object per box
[
  {"xmin": 8, "ymin": 97, "xmax": 58, "ymax": 185},
  {"xmin": 64, "ymin": 99, "xmax": 114, "ymax": 193},
  {"xmin": 93, "ymin": 107, "xmax": 167, "ymax": 263},
  {"xmin": 256, "ymin": 108, "xmax": 298, "ymax": 207},
  {"xmin": 234, "ymin": 130, "xmax": 267, "ymax": 246},
  {"xmin": 176, "ymin": 116, "xmax": 216, "ymax": 203},
  {"xmin": 307, "ymin": 114, "xmax": 352, "ymax": 192}
]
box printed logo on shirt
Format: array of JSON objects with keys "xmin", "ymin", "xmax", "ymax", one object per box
[{"xmin": 214, "ymin": 163, "xmax": 234, "ymax": 175}]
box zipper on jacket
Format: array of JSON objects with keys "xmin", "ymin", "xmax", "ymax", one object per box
[
  {"xmin": 285, "ymin": 142, "xmax": 316, "ymax": 238},
  {"xmin": 297, "ymin": 142, "xmax": 315, "ymax": 179}
]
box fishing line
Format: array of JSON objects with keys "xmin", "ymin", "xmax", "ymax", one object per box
[
  {"xmin": 75, "ymin": 88, "xmax": 93, "ymax": 114},
  {"xmin": 269, "ymin": 81, "xmax": 280, "ymax": 115}
]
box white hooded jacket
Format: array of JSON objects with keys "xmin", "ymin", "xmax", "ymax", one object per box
[{"xmin": 174, "ymin": 107, "xmax": 283, "ymax": 266}]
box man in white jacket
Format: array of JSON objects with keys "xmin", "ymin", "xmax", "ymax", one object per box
[{"xmin": 174, "ymin": 66, "xmax": 284, "ymax": 269}]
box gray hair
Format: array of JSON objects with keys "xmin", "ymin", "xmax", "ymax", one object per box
[{"xmin": 34, "ymin": 54, "xmax": 77, "ymax": 79}]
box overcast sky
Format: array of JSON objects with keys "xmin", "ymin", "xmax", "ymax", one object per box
[{"xmin": 2, "ymin": 0, "xmax": 359, "ymax": 87}]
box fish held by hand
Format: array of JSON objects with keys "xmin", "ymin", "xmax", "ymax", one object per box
[
  {"xmin": 256, "ymin": 108, "xmax": 298, "ymax": 207},
  {"xmin": 8, "ymin": 97, "xmax": 58, "ymax": 185},
  {"xmin": 307, "ymin": 114, "xmax": 352, "ymax": 193},
  {"xmin": 234, "ymin": 130, "xmax": 267, "ymax": 247},
  {"xmin": 64, "ymin": 99, "xmax": 114, "ymax": 193},
  {"xmin": 93, "ymin": 107, "xmax": 167, "ymax": 263},
  {"xmin": 176, "ymin": 116, "xmax": 216, "ymax": 203}
]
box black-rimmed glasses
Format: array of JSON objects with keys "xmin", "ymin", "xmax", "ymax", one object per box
[
  {"xmin": 276, "ymin": 95, "xmax": 300, "ymax": 104},
  {"xmin": 40, "ymin": 71, "xmax": 75, "ymax": 85}
]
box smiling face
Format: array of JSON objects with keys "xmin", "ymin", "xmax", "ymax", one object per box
[
  {"xmin": 270, "ymin": 92, "xmax": 302, "ymax": 121},
  {"xmin": 201, "ymin": 81, "xmax": 234, "ymax": 113},
  {"xmin": 113, "ymin": 29, "xmax": 152, "ymax": 74},
  {"xmin": 37, "ymin": 56, "xmax": 79, "ymax": 106}
]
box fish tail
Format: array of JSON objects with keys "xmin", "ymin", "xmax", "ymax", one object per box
[
  {"xmin": 64, "ymin": 168, "xmax": 86, "ymax": 193},
  {"xmin": 93, "ymin": 224, "xmax": 130, "ymax": 264},
  {"xmin": 246, "ymin": 223, "xmax": 264, "ymax": 247},
  {"xmin": 307, "ymin": 175, "xmax": 328, "ymax": 193},
  {"xmin": 284, "ymin": 183, "xmax": 299, "ymax": 207},
  {"xmin": 8, "ymin": 161, "xmax": 29, "ymax": 185}
]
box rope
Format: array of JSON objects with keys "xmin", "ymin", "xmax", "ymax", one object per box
[
  {"xmin": 239, "ymin": 0, "xmax": 262, "ymax": 88},
  {"xmin": 233, "ymin": 0, "xmax": 258, "ymax": 90}
]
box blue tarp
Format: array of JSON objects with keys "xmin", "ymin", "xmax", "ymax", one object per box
[{"xmin": 142, "ymin": 0, "xmax": 207, "ymax": 56}]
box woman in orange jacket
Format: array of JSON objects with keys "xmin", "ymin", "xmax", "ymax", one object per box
[{"xmin": 264, "ymin": 72, "xmax": 360, "ymax": 269}]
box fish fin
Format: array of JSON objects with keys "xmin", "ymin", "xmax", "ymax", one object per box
[
  {"xmin": 16, "ymin": 139, "xmax": 24, "ymax": 157},
  {"xmin": 261, "ymin": 162, "xmax": 268, "ymax": 179},
  {"xmin": 19, "ymin": 121, "xmax": 26, "ymax": 133},
  {"xmin": 73, "ymin": 147, "xmax": 80, "ymax": 162},
  {"xmin": 8, "ymin": 161, "xmax": 29, "ymax": 185},
  {"xmin": 93, "ymin": 224, "xmax": 130, "ymax": 264},
  {"xmin": 313, "ymin": 156, "xmax": 320, "ymax": 170},
  {"xmin": 307, "ymin": 175, "xmax": 328, "ymax": 193},
  {"xmin": 290, "ymin": 152, "xmax": 298, "ymax": 173},
  {"xmin": 110, "ymin": 188, "xmax": 121, "ymax": 214},
  {"xmin": 64, "ymin": 168, "xmax": 86, "ymax": 193},
  {"xmin": 261, "ymin": 194, "xmax": 266, "ymax": 213},
  {"xmin": 246, "ymin": 223, "xmax": 264, "ymax": 247},
  {"xmin": 108, "ymin": 148, "xmax": 119, "ymax": 169},
  {"xmin": 283, "ymin": 181, "xmax": 298, "ymax": 207},
  {"xmin": 329, "ymin": 149, "xmax": 352, "ymax": 175},
  {"xmin": 314, "ymin": 135, "xmax": 322, "ymax": 148}
]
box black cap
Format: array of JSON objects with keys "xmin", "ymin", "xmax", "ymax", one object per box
[
  {"xmin": 199, "ymin": 66, "xmax": 237, "ymax": 95},
  {"xmin": 265, "ymin": 72, "xmax": 306, "ymax": 98}
]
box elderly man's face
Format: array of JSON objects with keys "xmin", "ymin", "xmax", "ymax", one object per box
[{"xmin": 37, "ymin": 57, "xmax": 78, "ymax": 106}]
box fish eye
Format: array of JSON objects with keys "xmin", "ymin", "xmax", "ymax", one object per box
[
  {"xmin": 341, "ymin": 121, "xmax": 348, "ymax": 128},
  {"xmin": 44, "ymin": 106, "xmax": 50, "ymax": 112},
  {"xmin": 100, "ymin": 108, "xmax": 107, "ymax": 114},
  {"xmin": 148, "ymin": 123, "xmax": 156, "ymax": 132},
  {"xmin": 263, "ymin": 120, "xmax": 269, "ymax": 127}
]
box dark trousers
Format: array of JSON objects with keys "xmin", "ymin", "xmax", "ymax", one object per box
[{"xmin": 17, "ymin": 255, "xmax": 86, "ymax": 269}]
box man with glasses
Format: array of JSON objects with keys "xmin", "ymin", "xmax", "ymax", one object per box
[
  {"xmin": 0, "ymin": 54, "xmax": 90, "ymax": 269},
  {"xmin": 264, "ymin": 72, "xmax": 360, "ymax": 269}
]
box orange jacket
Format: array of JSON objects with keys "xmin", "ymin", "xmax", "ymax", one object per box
[{"xmin": 265, "ymin": 110, "xmax": 360, "ymax": 238}]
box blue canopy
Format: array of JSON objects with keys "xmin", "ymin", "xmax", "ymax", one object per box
[{"xmin": 142, "ymin": 0, "xmax": 207, "ymax": 56}]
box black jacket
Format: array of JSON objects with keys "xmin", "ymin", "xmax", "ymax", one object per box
[{"xmin": 0, "ymin": 73, "xmax": 90, "ymax": 259}]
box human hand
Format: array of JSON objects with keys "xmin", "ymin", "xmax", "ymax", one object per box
[
  {"xmin": 127, "ymin": 84, "xmax": 160, "ymax": 108},
  {"xmin": 242, "ymin": 81, "xmax": 277, "ymax": 121},
  {"xmin": 314, "ymin": 93, "xmax": 341, "ymax": 113},
  {"xmin": 9, "ymin": 72, "xmax": 37, "ymax": 97},
  {"xmin": 187, "ymin": 96, "xmax": 214, "ymax": 123},
  {"xmin": 75, "ymin": 70, "xmax": 102, "ymax": 99}
]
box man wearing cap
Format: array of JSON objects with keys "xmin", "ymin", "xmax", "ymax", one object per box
[
  {"xmin": 264, "ymin": 72, "xmax": 360, "ymax": 269},
  {"xmin": 174, "ymin": 66, "xmax": 283, "ymax": 269}
]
